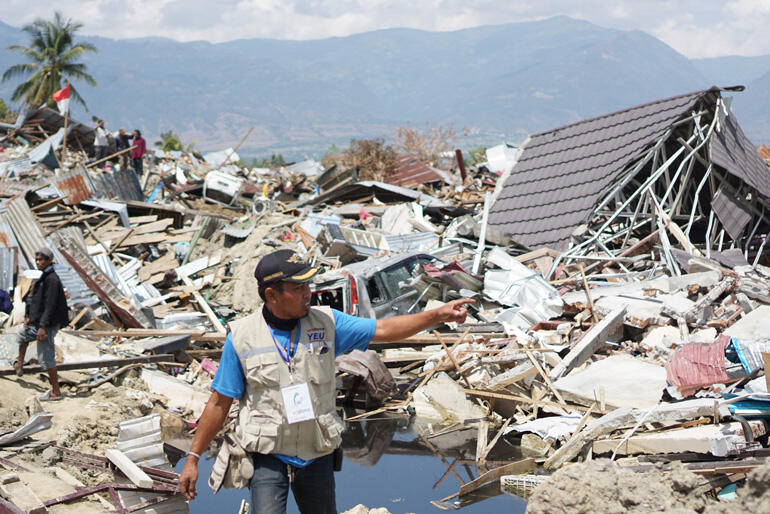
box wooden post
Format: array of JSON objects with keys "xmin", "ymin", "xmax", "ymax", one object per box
[{"xmin": 62, "ymin": 99, "xmax": 69, "ymax": 164}]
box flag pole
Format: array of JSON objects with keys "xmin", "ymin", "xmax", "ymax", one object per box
[{"xmin": 61, "ymin": 82, "xmax": 69, "ymax": 167}]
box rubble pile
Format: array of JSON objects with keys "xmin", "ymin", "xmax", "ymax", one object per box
[{"xmin": 1, "ymin": 86, "xmax": 770, "ymax": 513}]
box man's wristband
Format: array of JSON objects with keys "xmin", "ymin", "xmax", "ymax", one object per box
[{"xmin": 186, "ymin": 451, "xmax": 201, "ymax": 460}]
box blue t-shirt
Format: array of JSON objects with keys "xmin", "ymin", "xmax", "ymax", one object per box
[{"xmin": 211, "ymin": 309, "xmax": 376, "ymax": 467}]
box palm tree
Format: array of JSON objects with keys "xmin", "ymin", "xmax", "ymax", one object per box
[{"xmin": 1, "ymin": 12, "xmax": 97, "ymax": 110}]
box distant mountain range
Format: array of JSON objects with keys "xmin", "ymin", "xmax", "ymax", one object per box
[{"xmin": 0, "ymin": 16, "xmax": 768, "ymax": 158}]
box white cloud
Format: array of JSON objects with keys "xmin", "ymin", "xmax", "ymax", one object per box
[{"xmin": 2, "ymin": 0, "xmax": 770, "ymax": 57}]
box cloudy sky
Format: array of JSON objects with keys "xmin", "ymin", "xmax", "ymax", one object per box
[{"xmin": 3, "ymin": 0, "xmax": 769, "ymax": 58}]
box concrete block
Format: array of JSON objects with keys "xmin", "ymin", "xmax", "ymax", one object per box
[
  {"xmin": 554, "ymin": 354, "xmax": 666, "ymax": 409},
  {"xmin": 413, "ymin": 372, "xmax": 485, "ymax": 424},
  {"xmin": 593, "ymin": 420, "xmax": 767, "ymax": 457},
  {"xmin": 724, "ymin": 305, "xmax": 770, "ymax": 340},
  {"xmin": 640, "ymin": 326, "xmax": 680, "ymax": 350},
  {"xmin": 0, "ymin": 473, "xmax": 48, "ymax": 513}
]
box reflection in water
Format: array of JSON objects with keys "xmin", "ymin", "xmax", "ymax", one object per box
[
  {"xmin": 175, "ymin": 411, "xmax": 527, "ymax": 513},
  {"xmin": 340, "ymin": 408, "xmax": 527, "ymax": 511}
]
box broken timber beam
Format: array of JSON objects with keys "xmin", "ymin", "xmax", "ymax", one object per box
[
  {"xmin": 549, "ymin": 306, "xmax": 626, "ymax": 381},
  {"xmin": 179, "ymin": 273, "xmax": 227, "ymax": 334},
  {"xmin": 458, "ymin": 458, "xmax": 534, "ymax": 497},
  {"xmin": 0, "ymin": 354, "xmax": 174, "ymax": 376},
  {"xmin": 105, "ymin": 449, "xmax": 153, "ymax": 488}
]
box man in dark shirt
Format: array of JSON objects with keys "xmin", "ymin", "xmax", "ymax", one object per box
[
  {"xmin": 16, "ymin": 247, "xmax": 69, "ymax": 400},
  {"xmin": 115, "ymin": 128, "xmax": 132, "ymax": 171}
]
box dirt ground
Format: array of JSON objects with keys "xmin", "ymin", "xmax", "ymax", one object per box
[
  {"xmin": 526, "ymin": 458, "xmax": 770, "ymax": 513},
  {"xmin": 0, "ymin": 368, "xmax": 182, "ymax": 513}
]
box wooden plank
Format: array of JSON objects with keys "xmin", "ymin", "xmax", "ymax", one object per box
[
  {"xmin": 462, "ymin": 388, "xmax": 606, "ymax": 414},
  {"xmin": 179, "ymin": 273, "xmax": 227, "ymax": 334},
  {"xmin": 458, "ymin": 458, "xmax": 534, "ymax": 497},
  {"xmin": 129, "ymin": 215, "xmax": 158, "ymax": 224},
  {"xmin": 62, "ymin": 328, "xmax": 226, "ymax": 341},
  {"xmin": 105, "ymin": 449, "xmax": 153, "ymax": 488},
  {"xmin": 0, "ymin": 354, "xmax": 175, "ymax": 376}
]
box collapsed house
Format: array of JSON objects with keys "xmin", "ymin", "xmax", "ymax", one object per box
[
  {"xmin": 489, "ymin": 85, "xmax": 770, "ymax": 280},
  {"xmin": 4, "ymin": 85, "xmax": 770, "ymax": 512}
]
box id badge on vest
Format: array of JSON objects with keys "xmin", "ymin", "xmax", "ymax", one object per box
[{"xmin": 281, "ymin": 382, "xmax": 315, "ymax": 424}]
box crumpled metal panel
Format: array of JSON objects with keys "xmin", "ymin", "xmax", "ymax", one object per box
[
  {"xmin": 387, "ymin": 154, "xmax": 450, "ymax": 188},
  {"xmin": 4, "ymin": 196, "xmax": 48, "ymax": 266},
  {"xmin": 54, "ymin": 168, "xmax": 94, "ymax": 205},
  {"xmin": 89, "ymin": 167, "xmax": 145, "ymax": 202},
  {"xmin": 58, "ymin": 236, "xmax": 152, "ymax": 328},
  {"xmin": 116, "ymin": 414, "xmax": 189, "ymax": 513},
  {"xmin": 47, "ymin": 228, "xmax": 100, "ymax": 308},
  {"xmin": 0, "ymin": 219, "xmax": 28, "ymax": 270}
]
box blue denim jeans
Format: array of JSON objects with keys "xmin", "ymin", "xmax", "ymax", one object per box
[
  {"xmin": 250, "ymin": 453, "xmax": 336, "ymax": 514},
  {"xmin": 17, "ymin": 324, "xmax": 58, "ymax": 370}
]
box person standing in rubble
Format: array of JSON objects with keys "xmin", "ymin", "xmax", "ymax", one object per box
[
  {"xmin": 131, "ymin": 129, "xmax": 147, "ymax": 175},
  {"xmin": 114, "ymin": 128, "xmax": 132, "ymax": 171},
  {"xmin": 93, "ymin": 119, "xmax": 110, "ymax": 166},
  {"xmin": 15, "ymin": 247, "xmax": 69, "ymax": 401},
  {"xmin": 179, "ymin": 249, "xmax": 473, "ymax": 513}
]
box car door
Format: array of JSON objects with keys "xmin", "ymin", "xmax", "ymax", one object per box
[{"xmin": 371, "ymin": 258, "xmax": 422, "ymax": 318}]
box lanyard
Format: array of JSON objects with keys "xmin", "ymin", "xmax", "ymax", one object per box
[{"xmin": 269, "ymin": 320, "xmax": 301, "ymax": 378}]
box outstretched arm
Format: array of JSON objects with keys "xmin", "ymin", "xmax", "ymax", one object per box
[
  {"xmin": 372, "ymin": 299, "xmax": 474, "ymax": 342},
  {"xmin": 179, "ymin": 391, "xmax": 234, "ymax": 500}
]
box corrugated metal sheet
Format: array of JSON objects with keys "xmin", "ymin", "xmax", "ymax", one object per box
[
  {"xmin": 488, "ymin": 87, "xmax": 721, "ymax": 250},
  {"xmin": 0, "ymin": 247, "xmax": 15, "ymax": 291},
  {"xmin": 47, "ymin": 228, "xmax": 100, "ymax": 307},
  {"xmin": 385, "ymin": 231, "xmax": 440, "ymax": 253},
  {"xmin": 4, "ymin": 195, "xmax": 48, "ymax": 266},
  {"xmin": 54, "ymin": 168, "xmax": 94, "ymax": 204},
  {"xmin": 89, "ymin": 167, "xmax": 145, "ymax": 202},
  {"xmin": 116, "ymin": 414, "xmax": 189, "ymax": 513},
  {"xmin": 0, "ymin": 220, "xmax": 29, "ymax": 270},
  {"xmin": 710, "ymin": 107, "xmax": 770, "ymax": 197},
  {"xmin": 19, "ymin": 106, "xmax": 95, "ymax": 147},
  {"xmin": 57, "ymin": 235, "xmax": 152, "ymax": 328},
  {"xmin": 387, "ymin": 154, "xmax": 451, "ymax": 188},
  {"xmin": 304, "ymin": 180, "xmax": 449, "ymax": 208}
]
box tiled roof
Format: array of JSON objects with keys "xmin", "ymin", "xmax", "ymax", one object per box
[
  {"xmin": 710, "ymin": 107, "xmax": 770, "ymax": 198},
  {"xmin": 488, "ymin": 88, "xmax": 719, "ymax": 251}
]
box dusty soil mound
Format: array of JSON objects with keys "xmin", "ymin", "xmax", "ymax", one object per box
[
  {"xmin": 526, "ymin": 459, "xmax": 711, "ymax": 513},
  {"xmin": 715, "ymin": 460, "xmax": 770, "ymax": 513}
]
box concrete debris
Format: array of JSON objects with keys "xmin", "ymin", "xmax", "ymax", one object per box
[{"xmin": 2, "ymin": 127, "xmax": 770, "ymax": 513}]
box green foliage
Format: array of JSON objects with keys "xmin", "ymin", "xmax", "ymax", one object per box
[
  {"xmin": 466, "ymin": 146, "xmax": 487, "ymax": 166},
  {"xmin": 241, "ymin": 154, "xmax": 286, "ymax": 168},
  {"xmin": 1, "ymin": 11, "xmax": 97, "ymax": 110},
  {"xmin": 155, "ymin": 131, "xmax": 183, "ymax": 151},
  {"xmin": 0, "ymin": 98, "xmax": 16, "ymax": 123}
]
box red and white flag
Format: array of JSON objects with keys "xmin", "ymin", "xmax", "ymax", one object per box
[{"xmin": 52, "ymin": 83, "xmax": 70, "ymax": 115}]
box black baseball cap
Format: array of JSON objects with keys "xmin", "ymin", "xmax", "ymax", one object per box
[{"xmin": 254, "ymin": 250, "xmax": 318, "ymax": 288}]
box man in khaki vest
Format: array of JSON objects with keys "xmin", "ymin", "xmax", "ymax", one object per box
[{"xmin": 179, "ymin": 249, "xmax": 472, "ymax": 513}]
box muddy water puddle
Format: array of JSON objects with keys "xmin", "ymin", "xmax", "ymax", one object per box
[{"xmin": 174, "ymin": 414, "xmax": 528, "ymax": 513}]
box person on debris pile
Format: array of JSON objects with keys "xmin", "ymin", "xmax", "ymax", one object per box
[
  {"xmin": 131, "ymin": 129, "xmax": 147, "ymax": 175},
  {"xmin": 15, "ymin": 247, "xmax": 69, "ymax": 401},
  {"xmin": 93, "ymin": 119, "xmax": 110, "ymax": 165},
  {"xmin": 179, "ymin": 249, "xmax": 473, "ymax": 513},
  {"xmin": 114, "ymin": 128, "xmax": 132, "ymax": 170}
]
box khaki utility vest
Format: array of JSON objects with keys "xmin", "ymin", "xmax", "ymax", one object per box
[{"xmin": 230, "ymin": 306, "xmax": 344, "ymax": 462}]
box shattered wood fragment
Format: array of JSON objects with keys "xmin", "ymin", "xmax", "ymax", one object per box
[
  {"xmin": 458, "ymin": 458, "xmax": 535, "ymax": 497},
  {"xmin": 549, "ymin": 306, "xmax": 627, "ymax": 380}
]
